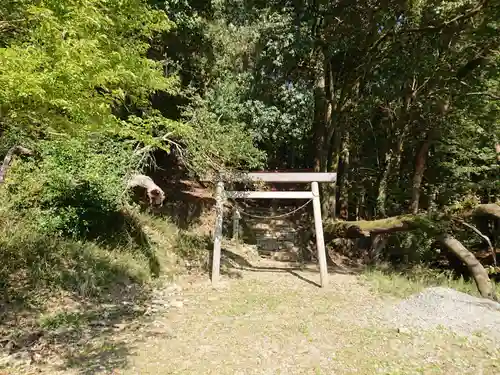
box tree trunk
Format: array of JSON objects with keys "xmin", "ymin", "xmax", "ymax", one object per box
[
  {"xmin": 339, "ymin": 130, "xmax": 350, "ymax": 220},
  {"xmin": 438, "ymin": 234, "xmax": 496, "ymax": 300},
  {"xmin": 324, "ymin": 214, "xmax": 424, "ymax": 238},
  {"xmin": 377, "ymin": 127, "xmax": 409, "ymax": 217},
  {"xmin": 470, "ymin": 203, "xmax": 500, "ymax": 219},
  {"xmin": 410, "ymin": 137, "xmax": 432, "ymax": 214},
  {"xmin": 312, "ymin": 56, "xmax": 328, "ymax": 172},
  {"xmin": 324, "ymin": 204, "xmax": 500, "ymax": 239},
  {"xmin": 356, "ymin": 187, "xmax": 366, "ymax": 220},
  {"xmin": 322, "ymin": 123, "xmax": 342, "ymax": 219},
  {"xmin": 377, "ymin": 81, "xmax": 414, "ymax": 216},
  {"xmin": 376, "ymin": 128, "xmax": 407, "ymax": 216},
  {"xmin": 376, "ymin": 151, "xmax": 392, "ymax": 217},
  {"xmin": 312, "ymin": 52, "xmax": 336, "ymax": 220},
  {"xmin": 314, "ymin": 57, "xmax": 339, "ymax": 218}
]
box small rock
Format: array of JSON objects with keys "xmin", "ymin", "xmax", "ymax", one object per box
[
  {"xmin": 170, "ymin": 300, "xmax": 183, "ymax": 308},
  {"xmin": 12, "ymin": 350, "xmax": 31, "ymax": 362},
  {"xmin": 89, "ymin": 320, "xmax": 107, "ymax": 327},
  {"xmin": 113, "ymin": 323, "xmax": 128, "ymax": 331},
  {"xmin": 166, "ymin": 284, "xmax": 181, "ymax": 293},
  {"xmin": 397, "ymin": 327, "xmax": 411, "ymax": 335}
]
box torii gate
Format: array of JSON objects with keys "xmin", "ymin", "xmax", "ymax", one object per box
[{"xmin": 211, "ymin": 172, "xmax": 337, "ymax": 288}]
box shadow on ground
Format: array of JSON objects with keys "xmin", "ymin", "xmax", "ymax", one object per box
[
  {"xmin": 0, "ymin": 231, "xmax": 160, "ymax": 374},
  {"xmin": 211, "ymin": 243, "xmax": 362, "ymax": 288},
  {"xmin": 42, "ymin": 294, "xmax": 150, "ymax": 375}
]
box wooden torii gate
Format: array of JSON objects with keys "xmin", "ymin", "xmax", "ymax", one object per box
[{"xmin": 211, "ymin": 172, "xmax": 337, "ymax": 288}]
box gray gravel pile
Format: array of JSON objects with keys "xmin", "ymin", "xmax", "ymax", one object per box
[{"xmin": 383, "ymin": 286, "xmax": 500, "ymax": 341}]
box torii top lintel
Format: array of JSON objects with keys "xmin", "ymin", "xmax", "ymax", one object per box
[{"xmin": 242, "ymin": 172, "xmax": 337, "ymax": 183}]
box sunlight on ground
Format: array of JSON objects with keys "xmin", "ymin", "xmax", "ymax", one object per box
[{"xmin": 123, "ymin": 270, "xmax": 500, "ymax": 375}]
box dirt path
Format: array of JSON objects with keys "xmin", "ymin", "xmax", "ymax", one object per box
[
  {"xmin": 123, "ymin": 263, "xmax": 499, "ymax": 375},
  {"xmin": 3, "ymin": 258, "xmax": 500, "ymax": 375}
]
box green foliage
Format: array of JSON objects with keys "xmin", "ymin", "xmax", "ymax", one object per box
[
  {"xmin": 39, "ymin": 311, "xmax": 86, "ymax": 330},
  {"xmin": 173, "ymin": 231, "xmax": 211, "ymax": 270},
  {"xmin": 0, "ymin": 0, "xmax": 178, "ymax": 136},
  {"xmin": 387, "ymin": 230, "xmax": 437, "ymax": 265},
  {"xmin": 180, "ymin": 91, "xmax": 266, "ymax": 176},
  {"xmin": 0, "ymin": 0, "xmax": 264, "ymax": 254},
  {"xmin": 1, "ymin": 0, "xmax": 499, "ymax": 314},
  {"xmin": 1, "ymin": 137, "xmax": 136, "ymax": 239}
]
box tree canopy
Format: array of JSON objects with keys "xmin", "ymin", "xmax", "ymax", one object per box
[{"xmin": 0, "ymin": 0, "xmax": 499, "ymax": 293}]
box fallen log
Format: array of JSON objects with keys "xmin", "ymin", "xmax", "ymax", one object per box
[
  {"xmin": 438, "ymin": 234, "xmax": 496, "ymax": 300},
  {"xmin": 323, "ymin": 204, "xmax": 500, "ymax": 300},
  {"xmin": 469, "ymin": 203, "xmax": 500, "ymax": 220},
  {"xmin": 323, "ymin": 214, "xmax": 429, "ymax": 239},
  {"xmin": 324, "ymin": 204, "xmax": 500, "ymax": 239}
]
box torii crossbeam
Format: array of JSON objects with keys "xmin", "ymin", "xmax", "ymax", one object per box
[{"xmin": 211, "ymin": 172, "xmax": 337, "ymax": 288}]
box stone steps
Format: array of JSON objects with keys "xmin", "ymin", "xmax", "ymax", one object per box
[{"xmin": 234, "ymin": 207, "xmax": 304, "ymax": 255}]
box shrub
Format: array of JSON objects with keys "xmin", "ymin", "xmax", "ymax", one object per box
[
  {"xmin": 0, "ymin": 137, "xmax": 166, "ymax": 302},
  {"xmin": 1, "ymin": 136, "xmax": 138, "ymax": 240}
]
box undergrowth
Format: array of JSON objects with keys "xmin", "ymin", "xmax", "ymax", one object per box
[
  {"xmin": 362, "ymin": 265, "xmax": 499, "ymax": 299},
  {"xmin": 0, "ymin": 136, "xmax": 213, "ymax": 341}
]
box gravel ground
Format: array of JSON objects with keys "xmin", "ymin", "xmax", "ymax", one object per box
[{"xmin": 382, "ymin": 286, "xmax": 500, "ymax": 341}]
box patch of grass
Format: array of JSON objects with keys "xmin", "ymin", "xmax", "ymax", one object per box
[
  {"xmin": 1, "ymin": 228, "xmax": 150, "ymax": 303},
  {"xmin": 39, "ymin": 311, "xmax": 89, "ymax": 330},
  {"xmin": 361, "ymin": 265, "xmax": 498, "ymax": 299},
  {"xmin": 218, "ymin": 290, "xmax": 284, "ymax": 316},
  {"xmin": 0, "ymin": 211, "xmax": 182, "ymax": 373},
  {"xmin": 128, "ymin": 213, "xmax": 183, "ymax": 285},
  {"xmin": 173, "ymin": 231, "xmax": 212, "ymax": 271},
  {"xmin": 0, "ymin": 211, "xmax": 184, "ymax": 303},
  {"xmin": 112, "ymin": 267, "xmax": 500, "ymax": 375}
]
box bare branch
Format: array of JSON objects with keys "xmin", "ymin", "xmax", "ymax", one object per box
[
  {"xmin": 466, "ymin": 92, "xmax": 500, "ymax": 100},
  {"xmin": 406, "ymin": 0, "xmax": 489, "ymax": 32},
  {"xmin": 367, "ymin": 0, "xmax": 489, "ymax": 53},
  {"xmin": 0, "ymin": 146, "xmax": 34, "ymax": 184},
  {"xmin": 458, "ymin": 220, "xmax": 497, "ymax": 267}
]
